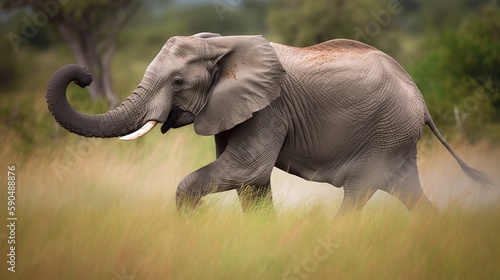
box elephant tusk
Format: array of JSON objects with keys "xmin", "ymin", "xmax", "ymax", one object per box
[{"xmin": 119, "ymin": 120, "xmax": 158, "ymax": 141}]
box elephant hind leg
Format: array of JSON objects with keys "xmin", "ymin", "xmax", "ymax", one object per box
[
  {"xmin": 337, "ymin": 166, "xmax": 381, "ymax": 215},
  {"xmin": 382, "ymin": 157, "xmax": 435, "ymax": 212},
  {"xmin": 386, "ymin": 170, "xmax": 435, "ymax": 212},
  {"xmin": 336, "ymin": 158, "xmax": 384, "ymax": 215},
  {"xmin": 337, "ymin": 186, "xmax": 377, "ymax": 215},
  {"xmin": 237, "ymin": 181, "xmax": 275, "ymax": 214}
]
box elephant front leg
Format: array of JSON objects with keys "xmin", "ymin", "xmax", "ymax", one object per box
[
  {"xmin": 175, "ymin": 161, "xmax": 275, "ymax": 213},
  {"xmin": 176, "ymin": 148, "xmax": 284, "ymax": 213},
  {"xmin": 175, "ymin": 164, "xmax": 225, "ymax": 212},
  {"xmin": 176, "ymin": 111, "xmax": 287, "ymax": 214},
  {"xmin": 237, "ymin": 181, "xmax": 274, "ymax": 213}
]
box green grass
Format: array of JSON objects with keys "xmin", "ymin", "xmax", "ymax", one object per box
[{"xmin": 1, "ymin": 123, "xmax": 499, "ymax": 279}]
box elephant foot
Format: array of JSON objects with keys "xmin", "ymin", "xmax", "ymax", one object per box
[
  {"xmin": 237, "ymin": 184, "xmax": 276, "ymax": 219},
  {"xmin": 175, "ymin": 190, "xmax": 203, "ymax": 216}
]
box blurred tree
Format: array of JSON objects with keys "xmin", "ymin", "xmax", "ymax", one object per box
[
  {"xmin": 0, "ymin": 39, "xmax": 18, "ymax": 89},
  {"xmin": 1, "ymin": 0, "xmax": 142, "ymax": 108},
  {"xmin": 453, "ymin": 4, "xmax": 500, "ymax": 93},
  {"xmin": 414, "ymin": 0, "xmax": 492, "ymax": 33},
  {"xmin": 266, "ymin": 0, "xmax": 396, "ymax": 47},
  {"xmin": 411, "ymin": 2, "xmax": 500, "ymax": 141},
  {"xmin": 163, "ymin": 1, "xmax": 270, "ymax": 36}
]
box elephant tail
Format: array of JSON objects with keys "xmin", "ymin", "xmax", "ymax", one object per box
[{"xmin": 424, "ymin": 113, "xmax": 493, "ymax": 187}]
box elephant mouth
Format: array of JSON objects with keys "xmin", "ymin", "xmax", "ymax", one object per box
[
  {"xmin": 119, "ymin": 110, "xmax": 170, "ymax": 141},
  {"xmin": 161, "ymin": 107, "xmax": 195, "ymax": 134}
]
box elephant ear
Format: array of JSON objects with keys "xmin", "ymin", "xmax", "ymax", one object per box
[{"xmin": 194, "ymin": 35, "xmax": 286, "ymax": 136}]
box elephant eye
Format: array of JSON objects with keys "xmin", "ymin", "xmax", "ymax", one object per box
[{"xmin": 173, "ymin": 77, "xmax": 184, "ymax": 87}]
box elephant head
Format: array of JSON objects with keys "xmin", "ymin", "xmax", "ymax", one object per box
[{"xmin": 46, "ymin": 33, "xmax": 286, "ymax": 140}]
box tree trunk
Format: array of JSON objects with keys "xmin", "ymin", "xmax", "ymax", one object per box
[
  {"xmin": 102, "ymin": 43, "xmax": 119, "ymax": 109},
  {"xmin": 57, "ymin": 23, "xmax": 119, "ymax": 109}
]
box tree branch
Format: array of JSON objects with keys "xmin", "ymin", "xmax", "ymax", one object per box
[{"xmin": 102, "ymin": 0, "xmax": 141, "ymax": 52}]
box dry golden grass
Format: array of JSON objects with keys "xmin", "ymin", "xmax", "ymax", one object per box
[{"xmin": 1, "ymin": 125, "xmax": 499, "ymax": 279}]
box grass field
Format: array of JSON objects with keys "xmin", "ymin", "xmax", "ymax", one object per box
[{"xmin": 1, "ymin": 121, "xmax": 499, "ymax": 279}]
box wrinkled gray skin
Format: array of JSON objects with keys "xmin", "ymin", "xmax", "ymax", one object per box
[{"xmin": 46, "ymin": 33, "xmax": 492, "ymax": 214}]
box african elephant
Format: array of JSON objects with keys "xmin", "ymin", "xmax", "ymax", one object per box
[{"xmin": 46, "ymin": 32, "xmax": 492, "ymax": 214}]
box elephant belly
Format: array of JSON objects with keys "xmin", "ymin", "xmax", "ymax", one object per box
[
  {"xmin": 274, "ymin": 150, "xmax": 350, "ymax": 187},
  {"xmin": 274, "ymin": 105, "xmax": 423, "ymax": 188}
]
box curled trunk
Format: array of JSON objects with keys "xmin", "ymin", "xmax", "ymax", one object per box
[{"xmin": 46, "ymin": 64, "xmax": 150, "ymax": 138}]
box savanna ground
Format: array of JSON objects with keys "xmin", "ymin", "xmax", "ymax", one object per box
[
  {"xmin": 1, "ymin": 36, "xmax": 500, "ymax": 279},
  {"xmin": 1, "ymin": 122, "xmax": 500, "ymax": 280}
]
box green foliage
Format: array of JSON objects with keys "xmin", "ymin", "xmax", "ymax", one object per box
[
  {"xmin": 266, "ymin": 0, "xmax": 416, "ymax": 64},
  {"xmin": 53, "ymin": 0, "xmax": 142, "ymax": 39},
  {"xmin": 414, "ymin": 0, "xmax": 492, "ymax": 33},
  {"xmin": 411, "ymin": 3, "xmax": 500, "ymax": 141},
  {"xmin": 269, "ymin": 0, "xmax": 374, "ymax": 46},
  {"xmin": 162, "ymin": 1, "xmax": 269, "ymax": 36},
  {"xmin": 0, "ymin": 39, "xmax": 19, "ymax": 89},
  {"xmin": 267, "ymin": 0, "xmax": 400, "ymax": 46},
  {"xmin": 1, "ymin": 0, "xmax": 141, "ymax": 22},
  {"xmin": 117, "ymin": 1, "xmax": 271, "ymax": 64},
  {"xmin": 456, "ymin": 5, "xmax": 500, "ymax": 79}
]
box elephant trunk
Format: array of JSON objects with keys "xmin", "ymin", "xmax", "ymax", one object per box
[{"xmin": 46, "ymin": 64, "xmax": 162, "ymax": 139}]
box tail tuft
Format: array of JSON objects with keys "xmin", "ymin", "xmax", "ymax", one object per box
[{"xmin": 457, "ymin": 162, "xmax": 494, "ymax": 187}]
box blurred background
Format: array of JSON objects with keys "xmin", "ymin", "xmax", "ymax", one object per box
[
  {"xmin": 0, "ymin": 1, "xmax": 499, "ymax": 278},
  {"xmin": 1, "ymin": 0, "xmax": 499, "ymax": 147},
  {"xmin": 0, "ymin": 0, "xmax": 499, "ymax": 206}
]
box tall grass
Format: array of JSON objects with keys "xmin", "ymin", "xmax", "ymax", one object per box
[{"xmin": 0, "ymin": 123, "xmax": 499, "ymax": 279}]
